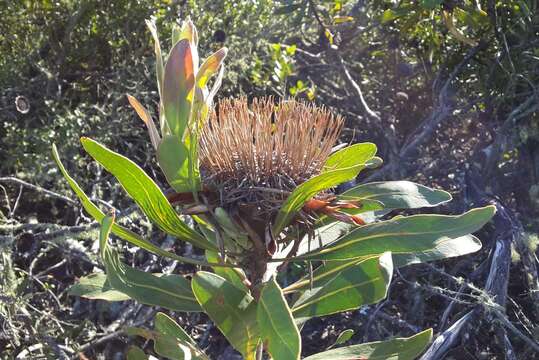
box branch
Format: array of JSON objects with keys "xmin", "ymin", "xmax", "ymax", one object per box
[{"xmin": 0, "ymin": 177, "xmax": 76, "ymax": 205}]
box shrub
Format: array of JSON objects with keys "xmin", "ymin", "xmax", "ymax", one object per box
[{"xmin": 54, "ymin": 17, "xmax": 495, "ymax": 359}]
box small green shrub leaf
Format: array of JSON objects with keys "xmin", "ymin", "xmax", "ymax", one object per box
[
  {"xmin": 157, "ymin": 134, "xmax": 201, "ymax": 192},
  {"xmin": 302, "ymin": 206, "xmax": 495, "ymax": 261},
  {"xmin": 273, "ymin": 143, "xmax": 377, "ymax": 234},
  {"xmin": 99, "ymin": 216, "xmax": 201, "ymax": 312},
  {"xmin": 163, "ymin": 39, "xmax": 194, "ymax": 138},
  {"xmin": 333, "ymin": 329, "xmax": 355, "ymax": 347},
  {"xmin": 292, "ymin": 253, "xmax": 393, "ymax": 320},
  {"xmin": 338, "ymin": 181, "xmax": 452, "ymax": 211},
  {"xmin": 323, "ymin": 143, "xmax": 377, "ymax": 172},
  {"xmin": 205, "ymin": 250, "xmax": 249, "ymax": 292},
  {"xmin": 196, "ymin": 47, "xmax": 228, "ymax": 89},
  {"xmin": 155, "ymin": 312, "xmax": 196, "ymax": 346},
  {"xmin": 191, "ymin": 271, "xmax": 260, "ymax": 359},
  {"xmin": 126, "ymin": 346, "xmax": 148, "ymax": 360},
  {"xmin": 53, "ymin": 144, "xmax": 217, "ymax": 266},
  {"xmin": 303, "ymin": 328, "xmax": 433, "ymax": 360},
  {"xmin": 80, "ymin": 137, "xmax": 215, "ymax": 250},
  {"xmin": 154, "ymin": 312, "xmax": 209, "ymax": 360},
  {"xmin": 68, "ymin": 272, "xmax": 130, "ymax": 301},
  {"xmin": 258, "ymin": 277, "xmax": 301, "ymax": 360}
]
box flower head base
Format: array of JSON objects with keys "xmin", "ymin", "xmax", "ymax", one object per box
[{"xmin": 199, "ymin": 97, "xmax": 343, "ymax": 215}]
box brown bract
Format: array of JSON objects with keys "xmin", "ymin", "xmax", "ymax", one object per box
[{"xmin": 199, "ymin": 97, "xmax": 343, "ymax": 218}]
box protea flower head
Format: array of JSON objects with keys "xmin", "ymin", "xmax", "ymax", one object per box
[{"xmin": 198, "ymin": 97, "xmax": 344, "ymax": 220}]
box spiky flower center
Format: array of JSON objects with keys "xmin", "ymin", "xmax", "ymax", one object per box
[{"xmin": 199, "ymin": 97, "xmax": 343, "ymax": 215}]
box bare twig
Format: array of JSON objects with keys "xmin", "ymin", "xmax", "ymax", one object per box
[{"xmin": 0, "ymin": 177, "xmax": 76, "ymax": 204}]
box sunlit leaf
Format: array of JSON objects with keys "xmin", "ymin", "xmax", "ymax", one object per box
[
  {"xmin": 273, "ymin": 143, "xmax": 377, "ymax": 234},
  {"xmin": 163, "ymin": 39, "xmax": 195, "ymax": 138},
  {"xmin": 127, "ymin": 94, "xmax": 160, "ymax": 150},
  {"xmin": 291, "ymin": 253, "xmax": 393, "ymax": 320},
  {"xmin": 68, "ymin": 272, "xmax": 130, "ymax": 301},
  {"xmin": 99, "ymin": 215, "xmax": 201, "ymax": 312},
  {"xmin": 196, "ymin": 48, "xmax": 228, "ymax": 88},
  {"xmin": 301, "ymin": 206, "xmax": 495, "ymax": 261},
  {"xmin": 191, "ymin": 272, "xmax": 260, "ymax": 359},
  {"xmin": 258, "ymin": 277, "xmax": 300, "ymax": 360},
  {"xmin": 157, "ymin": 134, "xmax": 201, "ymax": 193},
  {"xmin": 80, "ymin": 137, "xmax": 215, "ymax": 250},
  {"xmin": 338, "ymin": 181, "xmax": 452, "ymax": 212},
  {"xmin": 304, "ymin": 328, "xmax": 433, "ymax": 360},
  {"xmin": 53, "ymin": 144, "xmax": 216, "ymax": 265}
]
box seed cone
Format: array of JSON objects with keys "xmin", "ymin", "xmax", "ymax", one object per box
[{"xmin": 199, "ymin": 97, "xmax": 343, "ymax": 217}]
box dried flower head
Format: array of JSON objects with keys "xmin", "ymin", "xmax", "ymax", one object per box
[{"xmin": 199, "ymin": 97, "xmax": 343, "ymax": 216}]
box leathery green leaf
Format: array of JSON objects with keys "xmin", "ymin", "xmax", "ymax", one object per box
[
  {"xmin": 196, "ymin": 48, "xmax": 228, "ymax": 88},
  {"xmin": 338, "ymin": 181, "xmax": 452, "ymax": 211},
  {"xmin": 273, "ymin": 143, "xmax": 378, "ymax": 235},
  {"xmin": 68, "ymin": 272, "xmax": 130, "ymax": 301},
  {"xmin": 301, "ymin": 206, "xmax": 495, "ymax": 261},
  {"xmin": 155, "ymin": 312, "xmax": 196, "ymax": 346},
  {"xmin": 258, "ymin": 277, "xmax": 301, "ymax": 360},
  {"xmin": 154, "ymin": 312, "xmax": 209, "ymax": 360},
  {"xmin": 99, "ymin": 216, "xmax": 201, "ymax": 312},
  {"xmin": 333, "ymin": 329, "xmax": 355, "ymax": 347},
  {"xmin": 53, "ymin": 146, "xmax": 192, "ymax": 261},
  {"xmin": 157, "ymin": 134, "xmax": 201, "ymax": 193},
  {"xmin": 191, "ymin": 271, "xmax": 260, "ymax": 359},
  {"xmin": 292, "ymin": 253, "xmax": 393, "ymax": 320},
  {"xmin": 304, "ymin": 328, "xmax": 433, "ymax": 360},
  {"xmin": 126, "ymin": 346, "xmax": 148, "ymax": 360},
  {"xmin": 145, "ymin": 19, "xmax": 164, "ymax": 98},
  {"xmin": 53, "ymin": 144, "xmax": 228, "ymax": 266},
  {"xmin": 206, "ymin": 251, "xmax": 249, "ymax": 292},
  {"xmin": 127, "ymin": 95, "xmax": 160, "ymax": 150},
  {"xmin": 163, "ymin": 39, "xmax": 195, "ymax": 138},
  {"xmin": 80, "ymin": 137, "xmax": 215, "ymax": 251},
  {"xmin": 323, "ymin": 142, "xmax": 377, "ymax": 172}
]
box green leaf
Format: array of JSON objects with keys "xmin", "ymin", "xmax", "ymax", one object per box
[
  {"xmin": 196, "ymin": 48, "xmax": 228, "ymax": 89},
  {"xmin": 206, "ymin": 250, "xmax": 249, "ymax": 292},
  {"xmin": 191, "ymin": 272, "xmax": 260, "ymax": 359},
  {"xmin": 163, "ymin": 39, "xmax": 195, "ymax": 138},
  {"xmin": 284, "ymin": 256, "xmax": 366, "ymax": 294},
  {"xmin": 292, "ymin": 253, "xmax": 393, "ymax": 320},
  {"xmin": 302, "ymin": 206, "xmax": 495, "ymax": 261},
  {"xmin": 213, "ymin": 207, "xmax": 250, "ymax": 249},
  {"xmin": 80, "ymin": 138, "xmax": 215, "ymax": 251},
  {"xmin": 157, "ymin": 134, "xmax": 201, "ymax": 193},
  {"xmin": 338, "ymin": 181, "xmax": 452, "ymax": 212},
  {"xmin": 323, "ymin": 143, "xmax": 377, "ymax": 172},
  {"xmin": 127, "ymin": 95, "xmax": 160, "ymax": 150},
  {"xmin": 53, "ymin": 144, "xmax": 221, "ymax": 266},
  {"xmin": 68, "ymin": 272, "xmax": 130, "ymax": 301},
  {"xmin": 303, "ymin": 328, "xmax": 433, "ymax": 360},
  {"xmin": 273, "ymin": 143, "xmax": 377, "ymax": 234},
  {"xmin": 154, "ymin": 312, "xmax": 208, "ymax": 360},
  {"xmin": 333, "ymin": 329, "xmax": 355, "ymax": 347},
  {"xmin": 258, "ymin": 277, "xmax": 301, "ymax": 360},
  {"xmin": 126, "ymin": 346, "xmax": 148, "ymax": 360},
  {"xmin": 145, "ymin": 20, "xmax": 164, "ymax": 98},
  {"xmin": 99, "ymin": 215, "xmax": 202, "ymax": 312},
  {"xmin": 155, "ymin": 312, "xmax": 196, "ymax": 346}
]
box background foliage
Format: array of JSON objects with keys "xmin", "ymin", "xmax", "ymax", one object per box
[{"xmin": 1, "ymin": 0, "xmax": 538, "ymax": 359}]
